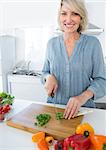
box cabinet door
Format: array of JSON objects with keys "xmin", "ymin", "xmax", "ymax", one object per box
[{"xmin": 8, "ymin": 75, "xmax": 47, "ymax": 102}]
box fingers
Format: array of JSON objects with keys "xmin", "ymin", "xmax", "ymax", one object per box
[
  {"xmin": 68, "ymin": 104, "xmax": 79, "ymax": 119},
  {"xmin": 72, "ymin": 106, "xmax": 79, "ymax": 118},
  {"xmin": 64, "ymin": 98, "xmax": 80, "ymax": 119},
  {"xmin": 64, "ymin": 100, "xmax": 74, "ymax": 119},
  {"xmin": 53, "ymin": 84, "xmax": 58, "ymax": 94},
  {"xmin": 44, "ymin": 83, "xmax": 58, "ymax": 96},
  {"xmin": 48, "ymin": 89, "xmax": 53, "ymax": 97},
  {"xmin": 46, "ymin": 85, "xmax": 58, "ymax": 96},
  {"xmin": 44, "ymin": 74, "xmax": 58, "ymax": 96},
  {"xmin": 68, "ymin": 103, "xmax": 77, "ymax": 119},
  {"xmin": 44, "ymin": 86, "xmax": 53, "ymax": 96}
]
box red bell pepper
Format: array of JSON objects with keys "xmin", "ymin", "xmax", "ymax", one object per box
[
  {"xmin": 64, "ymin": 134, "xmax": 91, "ymax": 150},
  {"xmin": 54, "ymin": 140, "xmax": 64, "ymax": 150}
]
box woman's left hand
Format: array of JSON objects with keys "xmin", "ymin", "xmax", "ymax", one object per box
[
  {"xmin": 63, "ymin": 96, "xmax": 82, "ymax": 119},
  {"xmin": 64, "ymin": 90, "xmax": 94, "ymax": 119}
]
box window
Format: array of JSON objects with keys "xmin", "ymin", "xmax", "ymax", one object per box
[{"xmin": 15, "ymin": 26, "xmax": 57, "ymax": 71}]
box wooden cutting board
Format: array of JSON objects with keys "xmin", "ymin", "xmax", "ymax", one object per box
[{"xmin": 6, "ymin": 103, "xmax": 83, "ymax": 140}]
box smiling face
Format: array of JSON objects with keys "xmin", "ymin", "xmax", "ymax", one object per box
[{"xmin": 59, "ymin": 4, "xmax": 82, "ymax": 34}]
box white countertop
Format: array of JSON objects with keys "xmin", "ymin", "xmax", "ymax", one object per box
[{"xmin": 0, "ymin": 99, "xmax": 106, "ymax": 150}]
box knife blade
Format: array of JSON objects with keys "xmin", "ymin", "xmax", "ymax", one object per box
[{"xmin": 51, "ymin": 92, "xmax": 57, "ymax": 114}]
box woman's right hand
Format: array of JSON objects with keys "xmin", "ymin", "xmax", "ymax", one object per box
[{"xmin": 44, "ymin": 74, "xmax": 58, "ymax": 96}]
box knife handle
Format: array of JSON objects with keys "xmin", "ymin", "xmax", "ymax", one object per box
[{"xmin": 51, "ymin": 92, "xmax": 54, "ymax": 98}]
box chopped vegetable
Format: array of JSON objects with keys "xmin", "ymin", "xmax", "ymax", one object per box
[
  {"xmin": 37, "ymin": 138, "xmax": 49, "ymax": 150},
  {"xmin": 90, "ymin": 134, "xmax": 106, "ymax": 150},
  {"xmin": 45, "ymin": 136, "xmax": 54, "ymax": 145},
  {"xmin": 34, "ymin": 113, "xmax": 51, "ymax": 126},
  {"xmin": 76, "ymin": 123, "xmax": 94, "ymax": 137},
  {"xmin": 32, "ymin": 131, "xmax": 45, "ymax": 142},
  {"xmin": 56, "ymin": 112, "xmax": 64, "ymax": 120}
]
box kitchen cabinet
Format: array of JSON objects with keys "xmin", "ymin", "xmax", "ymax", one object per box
[
  {"xmin": 7, "ymin": 74, "xmax": 47, "ymax": 102},
  {"xmin": 0, "ymin": 75, "xmax": 3, "ymax": 91},
  {"xmin": 0, "ymin": 35, "xmax": 16, "ymax": 92}
]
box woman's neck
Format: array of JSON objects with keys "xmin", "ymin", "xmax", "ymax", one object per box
[{"xmin": 63, "ymin": 32, "xmax": 80, "ymax": 43}]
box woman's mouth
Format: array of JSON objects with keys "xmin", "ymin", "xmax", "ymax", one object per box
[{"xmin": 64, "ymin": 23, "xmax": 75, "ymax": 28}]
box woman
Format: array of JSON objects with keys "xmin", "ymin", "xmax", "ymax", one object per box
[{"xmin": 42, "ymin": 0, "xmax": 106, "ymax": 119}]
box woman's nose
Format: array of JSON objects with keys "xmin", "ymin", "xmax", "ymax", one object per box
[{"xmin": 66, "ymin": 14, "xmax": 73, "ymax": 22}]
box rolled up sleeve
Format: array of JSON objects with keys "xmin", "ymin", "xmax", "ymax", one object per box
[{"xmin": 87, "ymin": 39, "xmax": 106, "ymax": 100}]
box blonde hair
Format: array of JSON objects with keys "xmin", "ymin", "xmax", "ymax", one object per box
[{"xmin": 58, "ymin": 0, "xmax": 88, "ymax": 33}]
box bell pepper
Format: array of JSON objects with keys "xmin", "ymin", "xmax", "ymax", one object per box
[
  {"xmin": 63, "ymin": 134, "xmax": 91, "ymax": 150},
  {"xmin": 32, "ymin": 131, "xmax": 45, "ymax": 142},
  {"xmin": 76, "ymin": 123, "xmax": 94, "ymax": 137},
  {"xmin": 45, "ymin": 136, "xmax": 54, "ymax": 145},
  {"xmin": 37, "ymin": 138, "xmax": 49, "ymax": 150},
  {"xmin": 54, "ymin": 140, "xmax": 64, "ymax": 150},
  {"xmin": 90, "ymin": 134, "xmax": 106, "ymax": 150}
]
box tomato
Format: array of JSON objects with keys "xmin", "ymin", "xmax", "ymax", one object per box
[
  {"xmin": 0, "ymin": 105, "xmax": 3, "ymax": 111},
  {"xmin": 0, "ymin": 114, "xmax": 4, "ymax": 121}
]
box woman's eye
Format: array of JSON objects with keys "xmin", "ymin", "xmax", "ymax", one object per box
[
  {"xmin": 72, "ymin": 12, "xmax": 80, "ymax": 16},
  {"xmin": 61, "ymin": 12, "xmax": 67, "ymax": 16}
]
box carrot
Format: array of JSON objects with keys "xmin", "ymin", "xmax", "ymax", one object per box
[
  {"xmin": 37, "ymin": 138, "xmax": 49, "ymax": 150},
  {"xmin": 32, "ymin": 131, "xmax": 45, "ymax": 142}
]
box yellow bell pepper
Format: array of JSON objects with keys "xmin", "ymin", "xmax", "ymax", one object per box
[{"xmin": 76, "ymin": 122, "xmax": 94, "ymax": 137}]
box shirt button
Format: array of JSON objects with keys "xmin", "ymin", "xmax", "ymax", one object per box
[{"xmin": 66, "ymin": 67, "xmax": 69, "ymax": 73}]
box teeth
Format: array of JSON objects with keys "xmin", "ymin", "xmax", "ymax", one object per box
[
  {"xmin": 65, "ymin": 24, "xmax": 74, "ymax": 27},
  {"xmin": 64, "ymin": 22, "xmax": 74, "ymax": 24},
  {"xmin": 64, "ymin": 23, "xmax": 74, "ymax": 25}
]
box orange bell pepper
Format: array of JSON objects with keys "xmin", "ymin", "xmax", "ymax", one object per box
[
  {"xmin": 37, "ymin": 138, "xmax": 49, "ymax": 150},
  {"xmin": 90, "ymin": 134, "xmax": 106, "ymax": 150},
  {"xmin": 32, "ymin": 131, "xmax": 45, "ymax": 142}
]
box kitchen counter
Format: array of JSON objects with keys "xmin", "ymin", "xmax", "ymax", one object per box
[{"xmin": 0, "ymin": 99, "xmax": 106, "ymax": 150}]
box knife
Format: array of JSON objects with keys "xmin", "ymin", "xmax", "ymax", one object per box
[{"xmin": 51, "ymin": 92, "xmax": 57, "ymax": 114}]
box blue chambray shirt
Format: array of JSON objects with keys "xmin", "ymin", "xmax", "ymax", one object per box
[{"xmin": 42, "ymin": 34, "xmax": 106, "ymax": 107}]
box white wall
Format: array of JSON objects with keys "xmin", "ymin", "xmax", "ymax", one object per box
[
  {"xmin": 86, "ymin": 0, "xmax": 106, "ymax": 57},
  {"xmin": 0, "ymin": 2, "xmax": 4, "ymax": 75},
  {"xmin": 0, "ymin": 3, "xmax": 3, "ymax": 32},
  {"xmin": 3, "ymin": 1, "xmax": 59, "ymax": 29},
  {"xmin": 0, "ymin": 76, "xmax": 3, "ymax": 91},
  {"xmin": 105, "ymin": 2, "xmax": 106, "ymax": 60}
]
